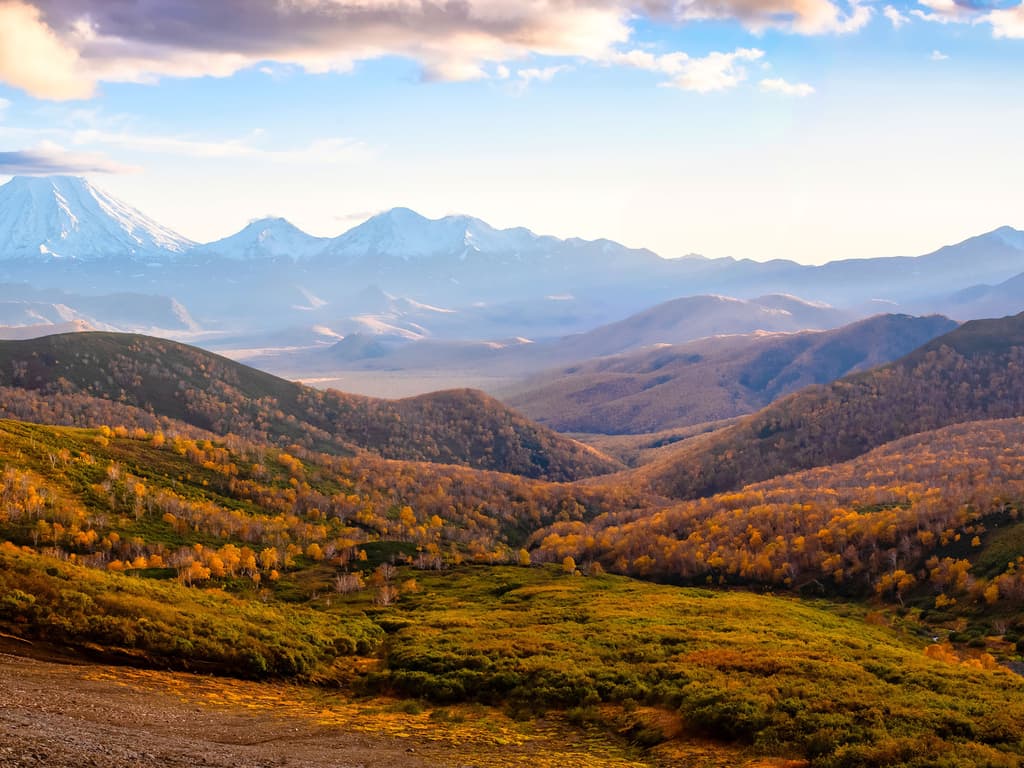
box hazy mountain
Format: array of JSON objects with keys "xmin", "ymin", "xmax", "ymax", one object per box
[
  {"xmin": 0, "ymin": 176, "xmax": 1022, "ymax": 345},
  {"xmin": 639, "ymin": 311, "xmax": 1024, "ymax": 500},
  {"xmin": 195, "ymin": 217, "xmax": 330, "ymax": 261},
  {"xmin": 920, "ymin": 271, "xmax": 1024, "ymax": 320},
  {"xmin": 505, "ymin": 313, "xmax": 958, "ymax": 434},
  {"xmin": 0, "ymin": 283, "xmax": 198, "ymax": 332},
  {"xmin": 744, "ymin": 226, "xmax": 1024, "ymax": 305},
  {"xmin": 321, "ymin": 207, "xmax": 557, "ymax": 262},
  {"xmin": 542, "ymin": 294, "xmax": 854, "ymax": 361},
  {"xmin": 257, "ymin": 293, "xmax": 854, "ymax": 387},
  {"xmin": 0, "ymin": 175, "xmax": 193, "ymax": 261}
]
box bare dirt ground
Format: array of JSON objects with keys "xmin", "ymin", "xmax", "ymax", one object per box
[
  {"xmin": 0, "ymin": 652, "xmax": 451, "ymax": 768},
  {"xmin": 0, "ymin": 644, "xmax": 653, "ymax": 768}
]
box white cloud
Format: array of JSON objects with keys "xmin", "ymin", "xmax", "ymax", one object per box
[
  {"xmin": 760, "ymin": 77, "xmax": 815, "ymax": 96},
  {"xmin": 518, "ymin": 65, "xmax": 571, "ymax": 84},
  {"xmin": 911, "ymin": 0, "xmax": 983, "ymax": 24},
  {"xmin": 883, "ymin": 5, "xmax": 910, "ymax": 27},
  {"xmin": 907, "ymin": 0, "xmax": 1024, "ymax": 40},
  {"xmin": 663, "ymin": 48, "xmax": 765, "ymax": 93},
  {"xmin": 930, "ymin": 49, "xmax": 949, "ymax": 60},
  {"xmin": 0, "ymin": 98, "xmax": 10, "ymax": 120},
  {"xmin": 988, "ymin": 3, "xmax": 1024, "ymax": 38},
  {"xmin": 2, "ymin": 0, "xmax": 876, "ymax": 100},
  {"xmin": 513, "ymin": 65, "xmax": 572, "ymax": 92},
  {"xmin": 71, "ymin": 128, "xmax": 369, "ymax": 164},
  {"xmin": 0, "ymin": 140, "xmax": 136, "ymax": 174},
  {"xmin": 0, "ymin": 2, "xmax": 94, "ymax": 99},
  {"xmin": 612, "ymin": 46, "xmax": 779, "ymax": 93}
]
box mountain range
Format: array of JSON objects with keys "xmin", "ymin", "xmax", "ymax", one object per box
[{"xmin": 0, "ymin": 174, "xmax": 1022, "ymax": 376}]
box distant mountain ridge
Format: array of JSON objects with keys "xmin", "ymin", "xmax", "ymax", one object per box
[
  {"xmin": 505, "ymin": 313, "xmax": 959, "ymax": 434},
  {"xmin": 194, "ymin": 217, "xmax": 330, "ymax": 261},
  {"xmin": 0, "ymin": 174, "xmax": 1021, "ymax": 347}
]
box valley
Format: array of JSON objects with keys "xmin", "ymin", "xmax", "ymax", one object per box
[{"xmin": 0, "ymin": 175, "xmax": 1022, "ymax": 768}]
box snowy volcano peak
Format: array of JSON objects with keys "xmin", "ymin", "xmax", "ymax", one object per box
[
  {"xmin": 326, "ymin": 207, "xmax": 548, "ymax": 261},
  {"xmin": 0, "ymin": 175, "xmax": 194, "ymax": 261},
  {"xmin": 198, "ymin": 216, "xmax": 329, "ymax": 260}
]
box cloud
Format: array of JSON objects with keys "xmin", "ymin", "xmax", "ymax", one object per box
[
  {"xmin": 760, "ymin": 77, "xmax": 815, "ymax": 95},
  {"xmin": 517, "ymin": 65, "xmax": 572, "ymax": 85},
  {"xmin": 0, "ymin": 1, "xmax": 94, "ymax": 99},
  {"xmin": 1, "ymin": 0, "xmax": 876, "ymax": 99},
  {"xmin": 71, "ymin": 128, "xmax": 369, "ymax": 164},
  {"xmin": 661, "ymin": 48, "xmax": 765, "ymax": 93},
  {"xmin": 650, "ymin": 0, "xmax": 873, "ymax": 33},
  {"xmin": 511, "ymin": 64, "xmax": 572, "ymax": 92},
  {"xmin": 0, "ymin": 98, "xmax": 10, "ymax": 120},
  {"xmin": 612, "ymin": 47, "xmax": 817, "ymax": 94},
  {"xmin": 904, "ymin": 0, "xmax": 1024, "ymax": 37},
  {"xmin": 0, "ymin": 141, "xmax": 136, "ymax": 174},
  {"xmin": 911, "ymin": 0, "xmax": 987, "ymax": 23},
  {"xmin": 883, "ymin": 5, "xmax": 911, "ymax": 26},
  {"xmin": 930, "ymin": 49, "xmax": 950, "ymax": 59},
  {"xmin": 988, "ymin": 3, "xmax": 1024, "ymax": 37}
]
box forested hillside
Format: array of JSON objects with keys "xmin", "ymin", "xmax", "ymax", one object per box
[
  {"xmin": 643, "ymin": 312, "xmax": 1024, "ymax": 499},
  {"xmin": 506, "ymin": 313, "xmax": 956, "ymax": 433},
  {"xmin": 0, "ymin": 333, "xmax": 619, "ymax": 481},
  {"xmin": 540, "ymin": 418, "xmax": 1024, "ymax": 612}
]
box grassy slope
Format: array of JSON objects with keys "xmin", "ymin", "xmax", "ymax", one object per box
[
  {"xmin": 365, "ymin": 567, "xmax": 1024, "ymax": 767},
  {"xmin": 0, "ymin": 332, "xmax": 620, "ymax": 481},
  {"xmin": 642, "ymin": 312, "xmax": 1024, "ymax": 499}
]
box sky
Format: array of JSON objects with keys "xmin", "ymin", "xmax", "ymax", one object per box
[{"xmin": 0, "ymin": 0, "xmax": 1022, "ymax": 264}]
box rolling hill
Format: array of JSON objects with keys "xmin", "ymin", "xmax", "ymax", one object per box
[
  {"xmin": 639, "ymin": 311, "xmax": 1024, "ymax": 499},
  {"xmin": 0, "ymin": 332, "xmax": 619, "ymax": 481},
  {"xmin": 0, "ymin": 415, "xmax": 1022, "ymax": 767},
  {"xmin": 505, "ymin": 313, "xmax": 957, "ymax": 434}
]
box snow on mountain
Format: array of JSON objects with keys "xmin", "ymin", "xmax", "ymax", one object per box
[
  {"xmin": 196, "ymin": 217, "xmax": 330, "ymax": 260},
  {"xmin": 322, "ymin": 207, "xmax": 558, "ymax": 261},
  {"xmin": 0, "ymin": 175, "xmax": 194, "ymax": 260}
]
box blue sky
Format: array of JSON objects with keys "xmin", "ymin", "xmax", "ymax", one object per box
[{"xmin": 0, "ymin": 0, "xmax": 1022, "ymax": 264}]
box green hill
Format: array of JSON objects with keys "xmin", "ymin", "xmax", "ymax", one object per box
[{"xmin": 0, "ymin": 332, "xmax": 619, "ymax": 481}]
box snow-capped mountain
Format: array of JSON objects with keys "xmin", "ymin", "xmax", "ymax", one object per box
[
  {"xmin": 0, "ymin": 176, "xmax": 194, "ymax": 261},
  {"xmin": 321, "ymin": 207, "xmax": 559, "ymax": 262},
  {"xmin": 195, "ymin": 216, "xmax": 330, "ymax": 260}
]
